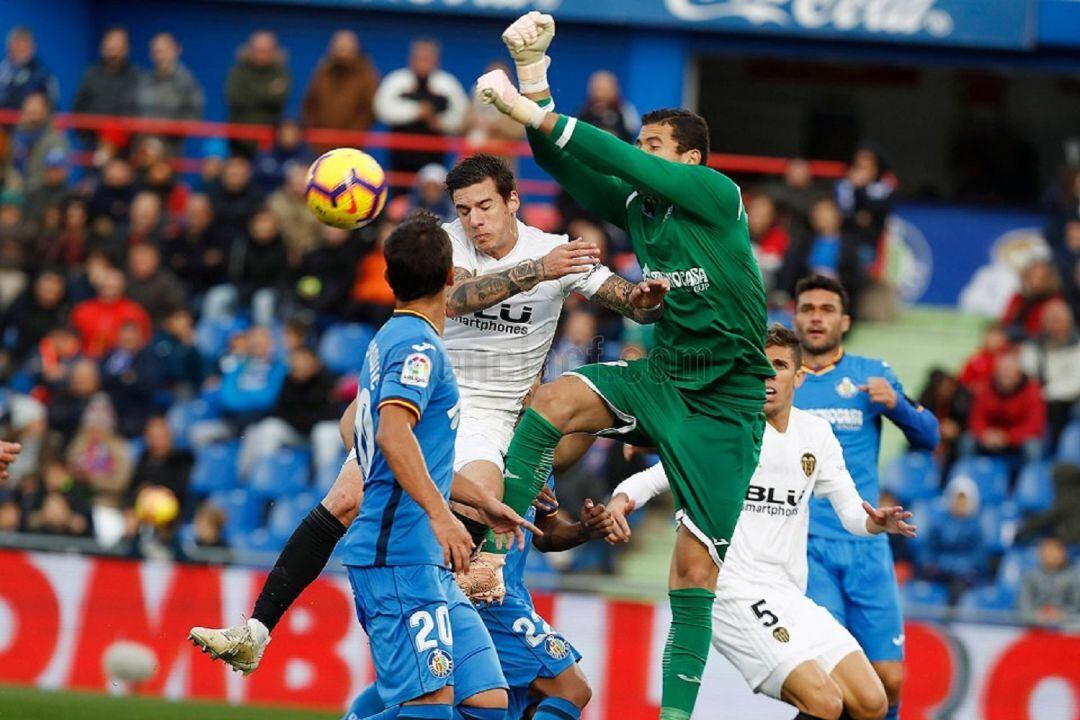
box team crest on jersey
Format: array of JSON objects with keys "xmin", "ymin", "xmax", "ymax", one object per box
[
  {"xmin": 772, "ymin": 627, "xmax": 790, "ymax": 643},
  {"xmin": 835, "ymin": 377, "xmax": 859, "ymax": 399},
  {"xmin": 401, "ymin": 353, "xmax": 432, "ymax": 388},
  {"xmin": 800, "ymin": 452, "xmax": 817, "ymax": 478},
  {"xmin": 545, "ymin": 635, "xmax": 570, "ymax": 660},
  {"xmin": 427, "ymin": 648, "xmax": 453, "ymax": 678}
]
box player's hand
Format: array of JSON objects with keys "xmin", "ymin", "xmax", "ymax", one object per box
[
  {"xmin": 532, "ymin": 484, "xmax": 559, "ymax": 513},
  {"xmin": 863, "ymin": 501, "xmax": 916, "ymax": 538},
  {"xmin": 0, "ymin": 441, "xmax": 21, "ymax": 480},
  {"xmin": 477, "ymin": 68, "xmax": 521, "ymax": 116},
  {"xmin": 629, "ymin": 279, "xmax": 670, "ymax": 310},
  {"xmin": 501, "ymin": 11, "xmax": 556, "ymax": 66},
  {"xmin": 476, "ymin": 496, "xmax": 543, "ymax": 552},
  {"xmin": 622, "ymin": 444, "xmax": 657, "ymax": 462},
  {"xmin": 580, "ymin": 499, "xmax": 615, "ymax": 540},
  {"xmin": 541, "ymin": 238, "xmax": 601, "ymax": 279},
  {"xmin": 431, "ymin": 508, "xmax": 475, "ymax": 573},
  {"xmin": 605, "ymin": 493, "xmax": 636, "ymax": 545},
  {"xmin": 860, "ymin": 377, "xmax": 897, "ymax": 409}
]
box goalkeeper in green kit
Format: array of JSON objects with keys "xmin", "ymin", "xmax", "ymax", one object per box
[{"xmin": 469, "ymin": 12, "xmax": 773, "ymax": 720}]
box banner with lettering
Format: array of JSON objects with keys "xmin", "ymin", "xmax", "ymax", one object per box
[{"xmin": 0, "ymin": 551, "xmax": 1077, "ymax": 718}]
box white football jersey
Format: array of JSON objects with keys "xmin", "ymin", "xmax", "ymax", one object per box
[{"xmin": 443, "ymin": 218, "xmax": 612, "ymax": 414}]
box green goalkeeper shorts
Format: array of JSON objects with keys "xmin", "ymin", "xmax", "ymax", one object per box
[{"xmin": 567, "ymin": 359, "xmax": 765, "ymax": 567}]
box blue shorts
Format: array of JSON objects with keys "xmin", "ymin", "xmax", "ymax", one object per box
[
  {"xmin": 806, "ymin": 536, "xmax": 904, "ymax": 663},
  {"xmin": 477, "ymin": 593, "xmax": 581, "ymax": 720},
  {"xmin": 347, "ymin": 564, "xmax": 507, "ymax": 706}
]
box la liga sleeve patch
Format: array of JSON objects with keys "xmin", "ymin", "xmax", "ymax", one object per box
[{"xmin": 400, "ymin": 352, "xmax": 432, "ymax": 388}]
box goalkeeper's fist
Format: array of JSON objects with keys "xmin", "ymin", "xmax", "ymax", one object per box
[
  {"xmin": 502, "ymin": 11, "xmax": 555, "ymax": 66},
  {"xmin": 476, "ymin": 68, "xmax": 545, "ymax": 128}
]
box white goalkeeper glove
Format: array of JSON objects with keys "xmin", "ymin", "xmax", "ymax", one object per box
[
  {"xmin": 476, "ymin": 69, "xmax": 546, "ymax": 128},
  {"xmin": 501, "ymin": 11, "xmax": 555, "ymax": 93}
]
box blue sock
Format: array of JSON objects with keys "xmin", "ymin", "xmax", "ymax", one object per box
[
  {"xmin": 399, "ymin": 705, "xmax": 453, "ymax": 720},
  {"xmin": 885, "ymin": 704, "xmax": 900, "ymax": 720},
  {"xmin": 532, "ymin": 698, "xmax": 581, "ymax": 720},
  {"xmin": 455, "ymin": 706, "xmax": 505, "ymax": 720},
  {"xmin": 343, "ymin": 685, "xmax": 385, "ymax": 720}
]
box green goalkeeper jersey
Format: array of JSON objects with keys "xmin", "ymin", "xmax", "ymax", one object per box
[{"xmin": 530, "ymin": 115, "xmax": 773, "ymax": 414}]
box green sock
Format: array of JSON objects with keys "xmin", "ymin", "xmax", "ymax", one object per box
[
  {"xmin": 484, "ymin": 408, "xmax": 563, "ymax": 555},
  {"xmin": 660, "ymin": 587, "xmax": 715, "ymax": 720}
]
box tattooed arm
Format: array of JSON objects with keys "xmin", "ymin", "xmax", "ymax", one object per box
[{"xmin": 589, "ymin": 275, "xmax": 668, "ymax": 324}]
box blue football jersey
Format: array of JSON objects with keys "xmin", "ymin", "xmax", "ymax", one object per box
[
  {"xmin": 796, "ymin": 350, "xmax": 937, "ymax": 541},
  {"xmin": 341, "ymin": 311, "xmax": 461, "ymax": 568}
]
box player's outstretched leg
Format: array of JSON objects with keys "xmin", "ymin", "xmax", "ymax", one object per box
[
  {"xmin": 871, "ymin": 662, "xmax": 902, "ymax": 720},
  {"xmin": 190, "ymin": 459, "xmax": 361, "ymax": 674},
  {"xmin": 531, "ymin": 664, "xmax": 591, "ymax": 720},
  {"xmin": 830, "ymin": 653, "xmax": 888, "ymax": 720},
  {"xmin": 780, "ymin": 660, "xmax": 845, "ymax": 720}
]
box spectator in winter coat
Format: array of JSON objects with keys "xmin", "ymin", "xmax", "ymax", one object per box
[
  {"xmin": 0, "ymin": 269, "xmax": 68, "ymax": 367},
  {"xmin": 25, "ymin": 147, "xmax": 71, "ymax": 227},
  {"xmin": 126, "ymin": 242, "xmax": 186, "ymax": 324},
  {"xmin": 1019, "ymin": 536, "xmax": 1080, "ymax": 622},
  {"xmin": 135, "ymin": 32, "xmax": 204, "ymax": 122},
  {"xmin": 236, "ymin": 210, "xmax": 288, "ymax": 307},
  {"xmin": 219, "ymin": 326, "xmax": 287, "ymax": 423},
  {"xmin": 403, "ymin": 163, "xmax": 453, "ymax": 222},
  {"xmin": 965, "ymin": 350, "xmax": 1045, "ymax": 463},
  {"xmin": 577, "ymin": 70, "xmax": 639, "ymax": 143},
  {"xmin": 348, "ymin": 216, "xmax": 395, "ymax": 325},
  {"xmin": 374, "ymin": 39, "xmax": 467, "ymax": 174},
  {"xmin": 208, "ymin": 157, "xmax": 263, "ymax": 246},
  {"xmin": 267, "ymin": 162, "xmax": 323, "ymax": 264},
  {"xmin": 767, "ymin": 158, "xmax": 817, "ymax": 237},
  {"xmin": 920, "ymin": 475, "xmax": 987, "ymax": 605},
  {"xmin": 151, "ymin": 308, "xmax": 204, "ymax": 397},
  {"xmin": 1019, "ymin": 298, "xmax": 1080, "ymax": 448},
  {"xmin": 747, "ymin": 193, "xmax": 789, "ymax": 290},
  {"xmin": 1018, "ymin": 462, "xmax": 1080, "ymax": 546},
  {"xmin": 160, "ymin": 193, "xmax": 230, "ymax": 293},
  {"xmin": 291, "ymin": 225, "xmax": 361, "ymax": 318},
  {"xmin": 776, "ymin": 197, "xmax": 863, "ymax": 306},
  {"xmin": 66, "ymin": 394, "xmax": 133, "ymax": 545},
  {"xmin": 1002, "ymin": 258, "xmax": 1066, "ymax": 341},
  {"xmin": 301, "ymin": 30, "xmax": 379, "ymax": 152},
  {"xmin": 5, "ymin": 93, "xmax": 68, "ymax": 193},
  {"xmin": 834, "ymin": 145, "xmax": 895, "ymax": 270},
  {"xmin": 70, "ymin": 266, "xmax": 152, "ymax": 358},
  {"xmin": 252, "ymin": 121, "xmax": 311, "ymax": 195},
  {"xmin": 959, "ymin": 322, "xmax": 1012, "ymax": 391},
  {"xmin": 0, "ymin": 27, "xmax": 58, "ymax": 111},
  {"xmin": 73, "ymin": 28, "xmax": 141, "ymax": 146},
  {"xmin": 226, "ymin": 31, "xmax": 290, "ymax": 156},
  {"xmin": 24, "ymin": 325, "xmax": 82, "ymax": 397},
  {"xmin": 101, "ymin": 320, "xmax": 161, "ymax": 438},
  {"xmin": 918, "ymin": 368, "xmax": 971, "ymax": 472},
  {"xmin": 126, "ymin": 416, "xmax": 194, "ymax": 513},
  {"xmin": 47, "ymin": 358, "xmax": 101, "ymax": 444}
]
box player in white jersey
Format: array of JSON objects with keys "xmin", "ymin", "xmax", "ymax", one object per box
[
  {"xmin": 606, "ymin": 326, "xmax": 915, "ymax": 720},
  {"xmin": 189, "ymin": 154, "xmax": 667, "ymax": 678}
]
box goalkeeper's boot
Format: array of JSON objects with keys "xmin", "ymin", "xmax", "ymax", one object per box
[
  {"xmin": 189, "ymin": 618, "xmax": 270, "ymax": 675},
  {"xmin": 455, "ymin": 551, "xmax": 507, "ymax": 604}
]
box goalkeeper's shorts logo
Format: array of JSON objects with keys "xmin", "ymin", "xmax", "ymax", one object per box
[
  {"xmin": 427, "ymin": 648, "xmax": 453, "ymax": 678},
  {"xmin": 545, "ymin": 635, "xmax": 570, "ymax": 660}
]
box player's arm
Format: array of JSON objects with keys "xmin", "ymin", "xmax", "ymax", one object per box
[
  {"xmin": 865, "ymin": 367, "xmax": 940, "ymax": 451},
  {"xmin": 448, "ymin": 471, "xmax": 541, "ymax": 550},
  {"xmin": 588, "ymin": 274, "xmax": 668, "ymax": 324},
  {"xmin": 532, "ymin": 499, "xmax": 615, "ymax": 553},
  {"xmin": 606, "ymin": 461, "xmax": 670, "ymax": 543}
]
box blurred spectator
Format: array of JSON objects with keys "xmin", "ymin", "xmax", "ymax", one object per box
[
  {"xmin": 0, "ymin": 491, "xmax": 20, "ymax": 533},
  {"xmin": 1018, "ymin": 462, "xmax": 1080, "ymax": 546},
  {"xmin": 348, "ymin": 217, "xmax": 395, "ymax": 325},
  {"xmin": 160, "ymin": 193, "xmax": 229, "ymax": 294},
  {"xmin": 5, "ymin": 92, "xmax": 68, "ymax": 193},
  {"xmin": 777, "ymin": 197, "xmax": 861, "ymax": 305},
  {"xmin": 218, "ymin": 326, "xmax": 287, "ymax": 424},
  {"xmin": 464, "ymin": 61, "xmax": 524, "ymax": 168},
  {"xmin": 267, "ymin": 161, "xmax": 323, "ymax": 264},
  {"xmin": 47, "ymin": 358, "xmax": 101, "ymax": 443},
  {"xmin": 0, "ymin": 27, "xmax": 58, "ymax": 111},
  {"xmin": 25, "ymin": 324, "xmax": 82, "ymax": 396},
  {"xmin": 126, "ymin": 242, "xmax": 185, "ymax": 323},
  {"xmin": 239, "ymin": 346, "xmax": 338, "ymax": 475},
  {"xmin": 374, "ymin": 39, "xmax": 467, "ymax": 175},
  {"xmin": 965, "ymin": 350, "xmax": 1044, "ymax": 463},
  {"xmin": 1019, "ymin": 299, "xmax": 1080, "ymax": 447},
  {"xmin": 767, "ymin": 158, "xmax": 817, "ymax": 235},
  {"xmin": 406, "ymin": 163, "xmax": 453, "ymax": 222},
  {"xmin": 959, "ymin": 322, "xmax": 1011, "ymax": 391},
  {"xmin": 70, "ymin": 265, "xmax": 152, "ymax": 358},
  {"xmin": 917, "ymin": 368, "xmax": 971, "ymax": 470},
  {"xmin": 920, "ymin": 475, "xmax": 986, "ymax": 604},
  {"xmin": 124, "ymin": 191, "xmax": 165, "ymax": 247},
  {"xmin": 834, "ymin": 145, "xmax": 895, "ymax": 268},
  {"xmin": 135, "ymin": 32, "xmax": 204, "ymax": 137},
  {"xmin": 577, "ymin": 70, "xmax": 639, "ymax": 142},
  {"xmin": 252, "ymin": 120, "xmax": 311, "ymax": 195},
  {"xmin": 73, "ymin": 28, "xmax": 140, "ymax": 145},
  {"xmin": 209, "ymin": 156, "xmax": 263, "ymax": 245},
  {"xmin": 87, "ymin": 159, "xmax": 136, "ymax": 251},
  {"xmin": 66, "ymin": 394, "xmax": 132, "ymax": 546},
  {"xmin": 545, "ymin": 310, "xmax": 600, "ymax": 381},
  {"xmin": 127, "ymin": 416, "xmax": 193, "ymax": 511},
  {"xmin": 747, "ymin": 193, "xmax": 789, "ymax": 289},
  {"xmin": 0, "ymin": 269, "xmax": 68, "ymax": 367},
  {"xmin": 151, "ymin": 308, "xmax": 203, "ymax": 396},
  {"xmin": 291, "ymin": 225, "xmax": 361, "ymax": 319},
  {"xmin": 1002, "ymin": 258, "xmax": 1065, "ymax": 341},
  {"xmin": 1019, "ymin": 536, "xmax": 1080, "ymax": 622},
  {"xmin": 301, "ymin": 30, "xmax": 379, "ymax": 151},
  {"xmin": 226, "ymin": 30, "xmax": 290, "ymax": 156},
  {"xmin": 25, "ymin": 489, "xmax": 87, "ymax": 537},
  {"xmin": 192, "ymin": 501, "xmax": 228, "ymax": 550},
  {"xmin": 235, "ymin": 210, "xmax": 287, "ymax": 320},
  {"xmin": 101, "ymin": 320, "xmax": 161, "ymax": 438},
  {"xmin": 25, "ymin": 147, "xmax": 70, "ymax": 227}
]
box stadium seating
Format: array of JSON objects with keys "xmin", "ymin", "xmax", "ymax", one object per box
[
  {"xmin": 190, "ymin": 442, "xmax": 241, "ymax": 495},
  {"xmin": 958, "ymin": 585, "xmax": 1017, "ymax": 614},
  {"xmin": 1056, "ymin": 420, "xmax": 1080, "ymax": 465},
  {"xmin": 318, "ymin": 323, "xmax": 376, "ymax": 375},
  {"xmin": 1013, "ymin": 461, "xmax": 1055, "ymax": 515},
  {"xmin": 883, "ymin": 451, "xmax": 940, "ymax": 503},
  {"xmin": 907, "ymin": 496, "xmax": 947, "ymax": 565},
  {"xmin": 210, "ymin": 488, "xmax": 262, "ymax": 542},
  {"xmin": 266, "ymin": 492, "xmax": 319, "ymax": 544},
  {"xmin": 166, "ymin": 399, "xmax": 221, "ymax": 449},
  {"xmin": 900, "ymin": 580, "xmax": 950, "ymax": 609},
  {"xmin": 247, "ymin": 447, "xmax": 312, "ymax": 499},
  {"xmin": 195, "ymin": 315, "xmax": 250, "ymax": 360},
  {"xmin": 949, "ymin": 457, "xmax": 1010, "ymax": 506},
  {"xmin": 996, "ymin": 545, "xmax": 1041, "ymax": 594},
  {"xmin": 979, "ymin": 501, "xmax": 1021, "ymax": 555}
]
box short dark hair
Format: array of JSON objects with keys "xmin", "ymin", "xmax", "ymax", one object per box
[
  {"xmin": 383, "ymin": 211, "xmax": 452, "ymax": 302},
  {"xmin": 765, "ymin": 323, "xmax": 802, "ymax": 367},
  {"xmin": 794, "ymin": 274, "xmax": 850, "ymax": 314},
  {"xmin": 640, "ymin": 108, "xmax": 710, "ymax": 163},
  {"xmin": 445, "ymin": 154, "xmax": 516, "ymax": 201}
]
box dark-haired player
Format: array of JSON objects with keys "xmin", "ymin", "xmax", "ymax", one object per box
[
  {"xmin": 793, "ymin": 275, "xmax": 939, "ymax": 720},
  {"xmin": 471, "ymin": 12, "xmax": 774, "ymax": 720}
]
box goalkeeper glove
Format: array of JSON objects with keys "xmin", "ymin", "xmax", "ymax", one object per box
[
  {"xmin": 476, "ymin": 69, "xmax": 546, "ymax": 128},
  {"xmin": 501, "ymin": 11, "xmax": 555, "ymax": 93}
]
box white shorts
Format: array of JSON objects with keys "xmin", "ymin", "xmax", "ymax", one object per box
[
  {"xmin": 712, "ymin": 579, "xmax": 862, "ymax": 700},
  {"xmin": 452, "ymin": 406, "xmax": 517, "ymax": 473}
]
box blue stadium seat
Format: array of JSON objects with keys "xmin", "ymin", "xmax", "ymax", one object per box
[
  {"xmin": 996, "ymin": 545, "xmax": 1041, "ymax": 593},
  {"xmin": 248, "ymin": 447, "xmax": 312, "ymax": 499},
  {"xmin": 265, "ymin": 492, "xmax": 321, "ymax": 542},
  {"xmin": 980, "ymin": 500, "xmax": 1021, "ymax": 555},
  {"xmin": 949, "ymin": 456, "xmax": 1009, "ymax": 506},
  {"xmin": 209, "ymin": 488, "xmax": 262, "ymax": 542},
  {"xmin": 958, "ymin": 585, "xmax": 1017, "ymax": 613},
  {"xmin": 1013, "ymin": 461, "xmax": 1055, "ymax": 515},
  {"xmin": 315, "ymin": 462, "xmax": 341, "ymax": 493},
  {"xmin": 234, "ymin": 528, "xmax": 286, "ymax": 554},
  {"xmin": 195, "ymin": 315, "xmax": 249, "ymax": 359},
  {"xmin": 166, "ymin": 399, "xmax": 220, "ymax": 449},
  {"xmin": 882, "ymin": 451, "xmax": 941, "ymax": 504},
  {"xmin": 318, "ymin": 323, "xmax": 377, "ymax": 375},
  {"xmin": 900, "ymin": 580, "xmax": 949, "ymax": 609},
  {"xmin": 1057, "ymin": 420, "xmax": 1080, "ymax": 465},
  {"xmin": 907, "ymin": 497, "xmax": 947, "ymax": 566},
  {"xmin": 191, "ymin": 442, "xmax": 241, "ymax": 495}
]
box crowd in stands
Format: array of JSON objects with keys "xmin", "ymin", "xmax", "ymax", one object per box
[{"xmin": 0, "ymin": 23, "xmax": 1076, "ymax": 621}]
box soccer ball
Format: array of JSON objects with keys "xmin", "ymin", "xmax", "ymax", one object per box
[
  {"xmin": 305, "ymin": 148, "xmax": 388, "ymax": 230},
  {"xmin": 134, "ymin": 485, "xmax": 179, "ymax": 527}
]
